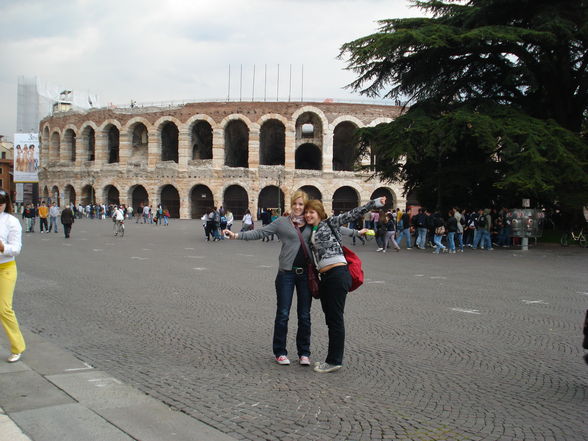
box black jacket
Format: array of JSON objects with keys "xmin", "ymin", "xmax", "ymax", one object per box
[{"xmin": 61, "ymin": 208, "xmax": 75, "ymax": 225}]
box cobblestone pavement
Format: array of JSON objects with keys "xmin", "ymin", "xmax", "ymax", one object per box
[{"xmin": 11, "ymin": 219, "xmax": 588, "ymax": 441}]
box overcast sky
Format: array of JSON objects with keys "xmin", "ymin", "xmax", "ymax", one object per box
[{"xmin": 0, "ymin": 0, "xmax": 425, "ymax": 139}]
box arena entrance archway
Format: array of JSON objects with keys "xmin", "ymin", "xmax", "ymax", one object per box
[
  {"xmin": 298, "ymin": 185, "xmax": 322, "ymax": 201},
  {"xmin": 130, "ymin": 185, "xmax": 149, "ymax": 214},
  {"xmin": 258, "ymin": 186, "xmax": 284, "ymax": 215},
  {"xmin": 332, "ymin": 186, "xmax": 359, "ymax": 215},
  {"xmin": 161, "ymin": 185, "xmax": 180, "ymax": 218},
  {"xmin": 104, "ymin": 185, "xmax": 120, "ymax": 206},
  {"xmin": 81, "ymin": 185, "xmax": 96, "ymax": 205},
  {"xmin": 64, "ymin": 185, "xmax": 76, "ymax": 206},
  {"xmin": 190, "ymin": 184, "xmax": 214, "ymax": 219},
  {"xmin": 370, "ymin": 187, "xmax": 395, "ymax": 211},
  {"xmin": 295, "ymin": 144, "xmax": 322, "ymax": 170},
  {"xmin": 223, "ymin": 185, "xmax": 248, "ymax": 220}
]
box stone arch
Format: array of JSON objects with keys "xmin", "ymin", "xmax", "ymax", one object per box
[
  {"xmin": 42, "ymin": 186, "xmax": 49, "ymax": 200},
  {"xmin": 126, "ymin": 120, "xmax": 149, "ymax": 163},
  {"xmin": 295, "ymin": 143, "xmax": 322, "ymax": 170},
  {"xmin": 258, "ymin": 185, "xmax": 285, "ymax": 215},
  {"xmin": 50, "ymin": 185, "xmax": 60, "ymax": 205},
  {"xmin": 103, "ymin": 123, "xmax": 120, "ymax": 164},
  {"xmin": 103, "ymin": 184, "xmax": 120, "ymax": 205},
  {"xmin": 159, "ymin": 184, "xmax": 180, "ymax": 218},
  {"xmin": 129, "ymin": 184, "xmax": 149, "ymax": 213},
  {"xmin": 294, "ymin": 110, "xmax": 325, "ymax": 150},
  {"xmin": 370, "ymin": 187, "xmax": 396, "ymax": 211},
  {"xmin": 154, "ymin": 117, "xmax": 182, "ymax": 163},
  {"xmin": 190, "ymin": 184, "xmax": 214, "ymax": 219},
  {"xmin": 368, "ymin": 117, "xmax": 394, "ymax": 127},
  {"xmin": 80, "ymin": 123, "xmax": 97, "ymax": 161},
  {"xmin": 62, "ymin": 127, "xmax": 77, "ymax": 163},
  {"xmin": 333, "ymin": 121, "xmax": 359, "ymax": 171},
  {"xmin": 298, "ymin": 185, "xmax": 322, "ymax": 201},
  {"xmin": 190, "ymin": 120, "xmax": 213, "ymax": 160},
  {"xmin": 64, "ymin": 184, "xmax": 76, "ymax": 206},
  {"xmin": 332, "ymin": 186, "xmax": 360, "ymax": 215},
  {"xmin": 259, "ymin": 119, "xmax": 285, "ymax": 166},
  {"xmin": 50, "ymin": 131, "xmax": 61, "ymax": 162},
  {"xmin": 223, "ymin": 184, "xmax": 249, "ymax": 220},
  {"xmin": 224, "ymin": 119, "xmax": 249, "ymax": 168},
  {"xmin": 81, "ymin": 184, "xmax": 96, "ymax": 205}
]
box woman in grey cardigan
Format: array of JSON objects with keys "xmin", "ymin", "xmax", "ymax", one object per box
[{"xmin": 223, "ymin": 190, "xmax": 313, "ymax": 366}]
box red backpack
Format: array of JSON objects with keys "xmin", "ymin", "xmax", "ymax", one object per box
[{"xmin": 328, "ymin": 221, "xmax": 364, "ymax": 292}]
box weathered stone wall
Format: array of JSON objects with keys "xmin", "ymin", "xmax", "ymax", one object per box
[{"xmin": 38, "ymin": 101, "xmax": 406, "ymax": 218}]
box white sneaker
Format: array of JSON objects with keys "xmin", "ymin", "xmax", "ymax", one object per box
[
  {"xmin": 376, "ymin": 248, "xmax": 384, "ymax": 252},
  {"xmin": 7, "ymin": 353, "xmax": 21, "ymax": 363},
  {"xmin": 313, "ymin": 362, "xmax": 342, "ymax": 373},
  {"xmin": 299, "ymin": 356, "xmax": 311, "ymax": 366},
  {"xmin": 275, "ymin": 355, "xmax": 290, "ymax": 365},
  {"xmin": 382, "ymin": 249, "xmax": 386, "ymax": 253}
]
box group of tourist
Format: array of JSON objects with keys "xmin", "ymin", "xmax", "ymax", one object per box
[
  {"xmin": 361, "ymin": 206, "xmax": 519, "ymax": 254},
  {"xmin": 201, "ymin": 206, "xmax": 234, "ymax": 241}
]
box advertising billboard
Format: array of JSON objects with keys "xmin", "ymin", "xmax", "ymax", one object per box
[{"xmin": 14, "ymin": 132, "xmax": 39, "ymax": 183}]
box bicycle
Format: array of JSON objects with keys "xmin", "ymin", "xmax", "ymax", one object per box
[
  {"xmin": 560, "ymin": 228, "xmax": 586, "ymax": 247},
  {"xmin": 114, "ymin": 220, "xmax": 125, "ymax": 237}
]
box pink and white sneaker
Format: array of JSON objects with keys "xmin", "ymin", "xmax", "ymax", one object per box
[
  {"xmin": 299, "ymin": 356, "xmax": 311, "ymax": 366},
  {"xmin": 275, "ymin": 355, "xmax": 290, "ymax": 365}
]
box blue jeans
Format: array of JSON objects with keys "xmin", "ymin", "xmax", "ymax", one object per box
[
  {"xmin": 399, "ymin": 228, "xmax": 412, "ymax": 248},
  {"xmin": 433, "ymin": 234, "xmax": 446, "ymax": 253},
  {"xmin": 49, "ymin": 216, "xmax": 58, "ymax": 233},
  {"xmin": 274, "ymin": 270, "xmax": 312, "ymax": 358},
  {"xmin": 474, "ymin": 230, "xmax": 492, "ymax": 249},
  {"xmin": 447, "ymin": 232, "xmax": 456, "ymax": 252},
  {"xmin": 456, "ymin": 232, "xmax": 464, "ymax": 251},
  {"xmin": 417, "ymin": 227, "xmax": 427, "ymax": 248}
]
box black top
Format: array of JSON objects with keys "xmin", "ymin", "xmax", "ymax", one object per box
[{"xmin": 292, "ymin": 224, "xmax": 308, "ymax": 268}]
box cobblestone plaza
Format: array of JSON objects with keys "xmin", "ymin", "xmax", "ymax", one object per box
[{"xmin": 12, "ymin": 219, "xmax": 588, "ymax": 441}]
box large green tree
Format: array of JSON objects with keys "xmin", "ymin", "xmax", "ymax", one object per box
[{"xmin": 340, "ymin": 0, "xmax": 588, "ymax": 210}]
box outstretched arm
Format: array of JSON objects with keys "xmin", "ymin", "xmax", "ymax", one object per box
[{"xmin": 329, "ymin": 197, "xmax": 386, "ymax": 228}]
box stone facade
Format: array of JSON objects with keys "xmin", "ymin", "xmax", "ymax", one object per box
[{"xmin": 38, "ymin": 101, "xmax": 404, "ymax": 219}]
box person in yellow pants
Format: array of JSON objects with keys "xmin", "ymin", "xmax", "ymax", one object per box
[{"xmin": 0, "ymin": 189, "xmax": 25, "ymax": 362}]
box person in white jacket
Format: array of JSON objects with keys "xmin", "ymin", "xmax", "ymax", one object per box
[{"xmin": 0, "ymin": 189, "xmax": 25, "ymax": 363}]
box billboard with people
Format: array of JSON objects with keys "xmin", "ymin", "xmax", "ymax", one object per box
[{"xmin": 14, "ymin": 132, "xmax": 39, "ymax": 183}]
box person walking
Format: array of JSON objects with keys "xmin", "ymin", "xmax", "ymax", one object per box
[
  {"xmin": 241, "ymin": 209, "xmax": 254, "ymax": 232},
  {"xmin": 223, "ymin": 191, "xmax": 313, "ymax": 366},
  {"xmin": 383, "ymin": 213, "xmax": 401, "ymax": 252},
  {"xmin": 0, "ymin": 189, "xmax": 26, "ymax": 362},
  {"xmin": 432, "ymin": 211, "xmax": 447, "ymax": 254},
  {"xmin": 23, "ymin": 203, "xmax": 35, "ymax": 233},
  {"xmin": 48, "ymin": 202, "xmax": 60, "ymax": 233},
  {"xmin": 304, "ymin": 196, "xmax": 385, "ymax": 373},
  {"xmin": 60, "ymin": 204, "xmax": 75, "ymax": 238},
  {"xmin": 446, "ymin": 209, "xmax": 458, "ymax": 253}
]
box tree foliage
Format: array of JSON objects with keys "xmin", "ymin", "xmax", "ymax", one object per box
[
  {"xmin": 341, "ymin": 0, "xmax": 588, "ymax": 210},
  {"xmin": 359, "ymin": 102, "xmax": 588, "ymax": 210}
]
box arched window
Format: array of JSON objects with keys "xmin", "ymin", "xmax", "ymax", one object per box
[
  {"xmin": 332, "ymin": 186, "xmax": 359, "ymax": 215},
  {"xmin": 298, "ymin": 185, "xmax": 322, "ymax": 201},
  {"xmin": 161, "ymin": 122, "xmax": 179, "ymax": 162},
  {"xmin": 104, "ymin": 185, "xmax": 120, "ymax": 205},
  {"xmin": 223, "ymin": 185, "xmax": 248, "ymax": 219},
  {"xmin": 191, "ymin": 121, "xmax": 213, "ymax": 160},
  {"xmin": 258, "ymin": 186, "xmax": 284, "ymax": 215},
  {"xmin": 333, "ymin": 121, "xmax": 358, "ymax": 171},
  {"xmin": 130, "ymin": 185, "xmax": 149, "ymax": 213},
  {"xmin": 295, "ymin": 144, "xmax": 322, "ymax": 170},
  {"xmin": 259, "ymin": 120, "xmax": 285, "ymax": 166},
  {"xmin": 106, "ymin": 125, "xmax": 120, "ymax": 164},
  {"xmin": 224, "ymin": 120, "xmax": 249, "ymax": 167}
]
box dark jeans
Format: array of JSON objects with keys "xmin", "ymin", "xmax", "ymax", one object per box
[
  {"xmin": 273, "ymin": 270, "xmax": 312, "ymax": 358},
  {"xmin": 40, "ymin": 218, "xmax": 48, "ymax": 232},
  {"xmin": 63, "ymin": 224, "xmax": 72, "ymax": 238},
  {"xmin": 319, "ymin": 265, "xmax": 352, "ymax": 366}
]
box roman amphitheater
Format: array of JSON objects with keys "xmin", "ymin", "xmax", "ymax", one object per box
[{"xmin": 38, "ymin": 101, "xmax": 407, "ymax": 219}]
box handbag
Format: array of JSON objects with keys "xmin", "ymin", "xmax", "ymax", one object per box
[
  {"xmin": 327, "ymin": 221, "xmax": 364, "ymax": 292},
  {"xmin": 435, "ymin": 226, "xmax": 445, "ymax": 235},
  {"xmin": 292, "ymin": 221, "xmax": 321, "ymax": 299}
]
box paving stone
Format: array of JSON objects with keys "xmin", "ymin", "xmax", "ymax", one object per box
[{"xmin": 13, "ymin": 218, "xmax": 588, "ymax": 441}]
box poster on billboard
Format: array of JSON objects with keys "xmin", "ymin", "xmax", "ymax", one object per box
[{"xmin": 14, "ymin": 133, "xmax": 39, "ymax": 183}]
